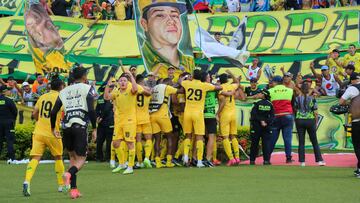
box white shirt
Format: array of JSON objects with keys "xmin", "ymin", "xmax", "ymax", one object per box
[
  {"xmin": 341, "ymin": 83, "xmax": 360, "ymax": 100},
  {"xmin": 226, "ymin": 0, "xmax": 240, "ymax": 12}
]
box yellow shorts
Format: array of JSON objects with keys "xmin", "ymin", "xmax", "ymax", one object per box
[
  {"xmin": 114, "ymin": 123, "xmax": 136, "ymax": 142},
  {"xmin": 183, "ymin": 111, "xmax": 205, "ymax": 135},
  {"xmin": 220, "ymin": 112, "xmax": 237, "ymax": 136},
  {"xmin": 178, "ymin": 113, "xmax": 184, "ymax": 128},
  {"xmin": 30, "ymin": 134, "xmax": 63, "ymax": 156},
  {"xmin": 150, "ymin": 115, "xmax": 172, "ymax": 134},
  {"xmin": 136, "ymin": 123, "xmax": 152, "ymax": 135}
]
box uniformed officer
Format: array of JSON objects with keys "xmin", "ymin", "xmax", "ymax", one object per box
[
  {"xmin": 0, "ymin": 85, "xmax": 18, "ymax": 163},
  {"xmin": 249, "ymin": 89, "xmax": 274, "ymax": 165}
]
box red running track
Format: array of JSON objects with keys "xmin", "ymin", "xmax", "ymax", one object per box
[{"xmin": 241, "ymin": 152, "xmax": 357, "ymax": 167}]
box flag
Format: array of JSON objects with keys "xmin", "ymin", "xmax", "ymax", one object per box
[{"xmin": 194, "ymin": 17, "xmax": 250, "ymax": 66}]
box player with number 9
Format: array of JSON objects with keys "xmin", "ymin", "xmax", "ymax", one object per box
[{"xmin": 180, "ymin": 69, "xmax": 222, "ymax": 167}]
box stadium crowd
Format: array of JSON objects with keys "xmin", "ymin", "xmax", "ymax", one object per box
[
  {"xmin": 8, "ymin": 0, "xmax": 359, "ymax": 21},
  {"xmin": 0, "ymin": 44, "xmax": 359, "ymax": 198}
]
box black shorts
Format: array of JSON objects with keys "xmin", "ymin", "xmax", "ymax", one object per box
[
  {"xmin": 205, "ymin": 118, "xmax": 217, "ymax": 134},
  {"xmin": 171, "ymin": 116, "xmax": 181, "ymax": 133},
  {"xmin": 63, "ymin": 124, "xmax": 88, "ymax": 156}
]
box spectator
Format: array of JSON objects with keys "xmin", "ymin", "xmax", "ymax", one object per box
[
  {"xmin": 81, "ymin": 0, "xmax": 95, "ymax": 19},
  {"xmin": 2, "ymin": 76, "xmax": 22, "ymax": 102},
  {"xmin": 125, "ymin": 0, "xmax": 133, "ymax": 20},
  {"xmin": 287, "ymin": 0, "xmax": 301, "ymax": 9},
  {"xmin": 22, "ymin": 82, "xmax": 38, "ymax": 107},
  {"xmin": 0, "ymin": 85, "xmax": 18, "ymax": 163},
  {"xmin": 145, "ymin": 72, "xmax": 157, "ymax": 88},
  {"xmin": 168, "ymin": 66, "xmax": 176, "ymax": 82},
  {"xmin": 96, "ymin": 1, "xmax": 116, "ymax": 20},
  {"xmin": 302, "ymin": 0, "xmax": 312, "ymax": 8},
  {"xmin": 40, "ymin": 0, "xmax": 54, "ymax": 15},
  {"xmin": 342, "ymin": 44, "xmax": 360, "ymax": 73},
  {"xmin": 350, "ymin": 0, "xmax": 360, "ymax": 5},
  {"xmin": 243, "ymin": 57, "xmax": 262, "ymax": 81},
  {"xmin": 294, "ymin": 82, "xmax": 325, "ymax": 167},
  {"xmin": 251, "ymin": 0, "xmax": 270, "ymax": 11},
  {"xmin": 70, "ymin": 0, "xmax": 82, "ymax": 18},
  {"xmin": 245, "ymin": 78, "xmax": 262, "ymax": 99},
  {"xmin": 311, "ymin": 0, "xmax": 329, "ymax": 8},
  {"xmin": 329, "ymin": 0, "xmax": 342, "ymax": 7},
  {"xmin": 226, "ymin": 0, "xmax": 240, "ymax": 12},
  {"xmin": 32, "ymin": 74, "xmax": 48, "ymax": 96},
  {"xmin": 268, "ymin": 75, "xmax": 294, "ymax": 163},
  {"xmin": 326, "ymin": 49, "xmax": 344, "ymax": 80},
  {"xmin": 210, "ymin": 0, "xmax": 227, "ymax": 12},
  {"xmin": 87, "ymin": 4, "xmax": 103, "ymax": 27},
  {"xmin": 193, "ymin": 0, "xmax": 212, "ymax": 13},
  {"xmin": 240, "ymin": 0, "xmax": 252, "ymax": 11},
  {"xmin": 271, "ymin": 0, "xmax": 286, "ymax": 10},
  {"xmin": 114, "ymin": 0, "xmax": 127, "ymax": 20},
  {"xmin": 282, "ymin": 71, "xmax": 296, "ymax": 89},
  {"xmin": 214, "ymin": 32, "xmax": 223, "ymax": 45},
  {"xmin": 51, "ymin": 0, "xmax": 72, "ymax": 16},
  {"xmin": 310, "ymin": 62, "xmax": 342, "ymax": 97},
  {"xmin": 129, "ymin": 65, "xmax": 137, "ymax": 77}
]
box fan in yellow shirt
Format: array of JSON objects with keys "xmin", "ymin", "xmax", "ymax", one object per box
[
  {"xmin": 180, "ymin": 70, "xmax": 222, "ymax": 167},
  {"xmin": 326, "ymin": 49, "xmax": 345, "ymax": 81},
  {"xmin": 342, "ymin": 44, "xmax": 360, "ymax": 73},
  {"xmin": 23, "ymin": 77, "xmax": 65, "ymax": 197},
  {"xmin": 134, "ymin": 75, "xmax": 153, "ymax": 169},
  {"xmin": 105, "ymin": 70, "xmax": 143, "ymax": 175},
  {"xmin": 217, "ymin": 71, "xmax": 242, "ymax": 167}
]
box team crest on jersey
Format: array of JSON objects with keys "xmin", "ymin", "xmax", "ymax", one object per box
[
  {"xmin": 125, "ymin": 132, "xmax": 130, "ymax": 138},
  {"xmin": 331, "ymin": 66, "xmax": 337, "ymax": 73}
]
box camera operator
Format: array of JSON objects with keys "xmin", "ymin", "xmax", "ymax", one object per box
[{"xmin": 339, "ymin": 72, "xmax": 360, "ymax": 178}]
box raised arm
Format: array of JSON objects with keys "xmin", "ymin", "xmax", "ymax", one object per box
[{"xmin": 310, "ymin": 62, "xmax": 322, "ymax": 79}]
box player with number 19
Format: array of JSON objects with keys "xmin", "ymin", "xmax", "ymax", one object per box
[
  {"xmin": 23, "ymin": 77, "xmax": 65, "ymax": 197},
  {"xmin": 180, "ymin": 70, "xmax": 222, "ymax": 167}
]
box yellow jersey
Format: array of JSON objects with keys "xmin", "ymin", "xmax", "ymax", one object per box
[
  {"xmin": 136, "ymin": 92, "xmax": 151, "ymax": 124},
  {"xmin": 173, "ymin": 93, "xmax": 185, "ymax": 117},
  {"xmin": 111, "ymin": 83, "xmax": 144, "ymax": 125},
  {"xmin": 219, "ymin": 83, "xmax": 239, "ymax": 114},
  {"xmin": 33, "ymin": 90, "xmax": 62, "ymax": 138},
  {"xmin": 182, "ymin": 80, "xmax": 215, "ymax": 113},
  {"xmin": 342, "ymin": 53, "xmax": 360, "ymax": 72},
  {"xmin": 327, "ymin": 58, "xmax": 344, "ymax": 80}
]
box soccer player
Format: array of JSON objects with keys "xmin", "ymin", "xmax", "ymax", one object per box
[
  {"xmin": 181, "ymin": 69, "xmax": 222, "ymax": 167},
  {"xmin": 105, "ymin": 70, "xmax": 143, "ymax": 175},
  {"xmin": 22, "ymin": 76, "xmax": 64, "ymax": 197},
  {"xmin": 50, "ymin": 66, "xmax": 97, "ymax": 199},
  {"xmin": 135, "ymin": 75, "xmax": 153, "ymax": 168},
  {"xmin": 149, "ymin": 78, "xmax": 178, "ymax": 168},
  {"xmin": 217, "ymin": 71, "xmax": 241, "ymax": 166}
]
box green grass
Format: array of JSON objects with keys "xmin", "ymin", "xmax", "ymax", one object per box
[{"xmin": 0, "ymin": 162, "xmax": 359, "ymax": 203}]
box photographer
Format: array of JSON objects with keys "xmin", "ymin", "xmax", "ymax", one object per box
[{"xmin": 339, "ymin": 72, "xmax": 360, "ymax": 178}]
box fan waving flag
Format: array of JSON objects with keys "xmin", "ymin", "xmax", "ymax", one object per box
[{"xmin": 194, "ymin": 16, "xmax": 250, "ymax": 66}]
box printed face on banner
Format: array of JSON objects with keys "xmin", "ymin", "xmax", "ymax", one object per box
[
  {"xmin": 24, "ymin": 3, "xmax": 71, "ymax": 75},
  {"xmin": 134, "ymin": 0, "xmax": 195, "ymax": 81}
]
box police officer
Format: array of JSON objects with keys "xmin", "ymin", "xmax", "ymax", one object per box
[
  {"xmin": 249, "ymin": 89, "xmax": 274, "ymax": 165},
  {"xmin": 0, "ymin": 85, "xmax": 18, "ymax": 163},
  {"xmin": 95, "ymin": 85, "xmax": 115, "ymax": 162}
]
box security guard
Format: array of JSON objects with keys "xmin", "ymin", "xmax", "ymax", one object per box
[
  {"xmin": 0, "ymin": 85, "xmax": 18, "ymax": 163},
  {"xmin": 249, "ymin": 89, "xmax": 274, "ymax": 165},
  {"xmin": 95, "ymin": 85, "xmax": 115, "ymax": 162}
]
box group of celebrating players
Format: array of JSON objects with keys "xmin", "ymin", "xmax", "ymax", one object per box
[{"xmin": 22, "ymin": 65, "xmax": 255, "ymax": 199}]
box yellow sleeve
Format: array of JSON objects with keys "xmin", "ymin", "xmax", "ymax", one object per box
[
  {"xmin": 166, "ymin": 86, "xmax": 178, "ymax": 95},
  {"xmin": 137, "ymin": 85, "xmax": 144, "ymax": 94},
  {"xmin": 181, "ymin": 80, "xmax": 188, "ymax": 89},
  {"xmin": 35, "ymin": 96, "xmax": 42, "ymax": 110},
  {"xmin": 204, "ymin": 82, "xmax": 215, "ymax": 92},
  {"xmin": 110, "ymin": 89, "xmax": 118, "ymax": 100}
]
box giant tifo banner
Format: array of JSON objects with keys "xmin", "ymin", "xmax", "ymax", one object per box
[
  {"xmin": 0, "ymin": 7, "xmax": 359, "ymax": 82},
  {"xmin": 133, "ymin": 0, "xmax": 195, "ymax": 80}
]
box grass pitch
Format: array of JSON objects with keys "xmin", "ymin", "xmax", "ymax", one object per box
[{"xmin": 0, "ymin": 162, "xmax": 359, "ymax": 203}]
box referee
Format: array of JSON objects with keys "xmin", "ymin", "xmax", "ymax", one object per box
[{"xmin": 50, "ymin": 66, "xmax": 97, "ymax": 199}]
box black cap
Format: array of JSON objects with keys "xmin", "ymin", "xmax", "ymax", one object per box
[
  {"xmin": 350, "ymin": 72, "xmax": 360, "ymax": 81},
  {"xmin": 332, "ymin": 49, "xmax": 340, "ymax": 53},
  {"xmin": 250, "ymin": 78, "xmax": 258, "ymax": 83}
]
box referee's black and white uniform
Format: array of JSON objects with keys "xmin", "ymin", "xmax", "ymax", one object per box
[{"xmin": 50, "ymin": 66, "xmax": 97, "ymax": 191}]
